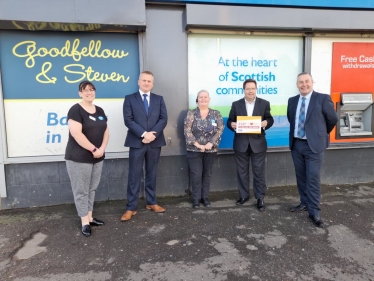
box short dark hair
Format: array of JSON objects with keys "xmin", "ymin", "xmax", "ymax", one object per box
[
  {"xmin": 140, "ymin": 70, "xmax": 154, "ymax": 77},
  {"xmin": 243, "ymin": 79, "xmax": 257, "ymax": 89},
  {"xmin": 78, "ymin": 81, "xmax": 96, "ymax": 92}
]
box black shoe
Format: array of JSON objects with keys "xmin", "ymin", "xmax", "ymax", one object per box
[
  {"xmin": 81, "ymin": 225, "xmax": 92, "ymax": 237},
  {"xmin": 201, "ymin": 198, "xmax": 211, "ymax": 207},
  {"xmin": 309, "ymin": 215, "xmax": 324, "ymax": 228},
  {"xmin": 236, "ymin": 197, "xmax": 249, "ymax": 205},
  {"xmin": 90, "ymin": 218, "xmax": 104, "ymax": 226},
  {"xmin": 290, "ymin": 204, "xmax": 308, "ymax": 212},
  {"xmin": 192, "ymin": 200, "xmax": 200, "ymax": 209},
  {"xmin": 256, "ymin": 198, "xmax": 266, "ymax": 211}
]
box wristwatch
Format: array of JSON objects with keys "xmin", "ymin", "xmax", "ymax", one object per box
[{"xmin": 91, "ymin": 147, "xmax": 97, "ymax": 153}]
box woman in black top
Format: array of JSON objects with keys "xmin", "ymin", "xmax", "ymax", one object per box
[{"xmin": 65, "ymin": 81, "xmax": 109, "ymax": 237}]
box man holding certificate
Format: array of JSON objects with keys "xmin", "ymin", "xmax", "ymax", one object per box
[{"xmin": 227, "ymin": 78, "xmax": 274, "ymax": 211}]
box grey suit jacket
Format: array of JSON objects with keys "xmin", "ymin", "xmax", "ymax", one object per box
[
  {"xmin": 227, "ymin": 97, "xmax": 274, "ymax": 153},
  {"xmin": 287, "ymin": 91, "xmax": 338, "ymax": 153}
]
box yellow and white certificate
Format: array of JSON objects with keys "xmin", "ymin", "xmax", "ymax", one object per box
[{"xmin": 236, "ymin": 116, "xmax": 262, "ymax": 134}]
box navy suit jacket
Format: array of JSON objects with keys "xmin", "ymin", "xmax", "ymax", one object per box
[
  {"xmin": 227, "ymin": 97, "xmax": 274, "ymax": 153},
  {"xmin": 287, "ymin": 91, "xmax": 338, "ymax": 153},
  {"xmin": 123, "ymin": 91, "xmax": 168, "ymax": 148}
]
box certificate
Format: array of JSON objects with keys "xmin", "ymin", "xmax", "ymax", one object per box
[{"xmin": 236, "ymin": 116, "xmax": 262, "ymax": 134}]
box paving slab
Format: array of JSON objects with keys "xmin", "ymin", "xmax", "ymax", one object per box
[{"xmin": 0, "ymin": 184, "xmax": 373, "ymax": 281}]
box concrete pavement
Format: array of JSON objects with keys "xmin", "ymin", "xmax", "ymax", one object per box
[{"xmin": 0, "ymin": 183, "xmax": 373, "ymax": 281}]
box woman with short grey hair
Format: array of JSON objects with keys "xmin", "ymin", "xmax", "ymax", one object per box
[{"xmin": 184, "ymin": 90, "xmax": 224, "ymax": 208}]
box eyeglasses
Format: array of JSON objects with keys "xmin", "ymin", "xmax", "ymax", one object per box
[{"xmin": 81, "ymin": 89, "xmax": 95, "ymax": 93}]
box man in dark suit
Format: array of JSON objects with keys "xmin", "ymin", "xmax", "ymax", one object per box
[
  {"xmin": 120, "ymin": 71, "xmax": 168, "ymax": 221},
  {"xmin": 227, "ymin": 78, "xmax": 274, "ymax": 211},
  {"xmin": 287, "ymin": 72, "xmax": 338, "ymax": 228}
]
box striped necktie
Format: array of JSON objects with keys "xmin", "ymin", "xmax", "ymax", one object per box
[
  {"xmin": 143, "ymin": 94, "xmax": 149, "ymax": 115},
  {"xmin": 297, "ymin": 97, "xmax": 306, "ymax": 138}
]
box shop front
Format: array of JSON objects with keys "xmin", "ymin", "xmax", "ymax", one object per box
[{"xmin": 1, "ymin": 0, "xmax": 374, "ymax": 209}]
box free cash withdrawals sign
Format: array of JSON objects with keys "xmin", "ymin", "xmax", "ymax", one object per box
[
  {"xmin": 188, "ymin": 34, "xmax": 303, "ymax": 148},
  {"xmin": 331, "ymin": 42, "xmax": 374, "ymax": 93},
  {"xmin": 0, "ymin": 31, "xmax": 139, "ymax": 157}
]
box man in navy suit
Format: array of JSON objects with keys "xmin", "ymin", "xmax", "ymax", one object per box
[
  {"xmin": 287, "ymin": 72, "xmax": 338, "ymax": 228},
  {"xmin": 227, "ymin": 79, "xmax": 274, "ymax": 211},
  {"xmin": 121, "ymin": 71, "xmax": 168, "ymax": 221}
]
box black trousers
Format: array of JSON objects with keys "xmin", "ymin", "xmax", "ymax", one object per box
[
  {"xmin": 235, "ymin": 144, "xmax": 266, "ymax": 200},
  {"xmin": 187, "ymin": 151, "xmax": 217, "ymax": 201}
]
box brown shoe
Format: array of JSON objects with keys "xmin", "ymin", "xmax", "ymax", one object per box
[
  {"xmin": 146, "ymin": 204, "xmax": 165, "ymax": 213},
  {"xmin": 120, "ymin": 210, "xmax": 137, "ymax": 221}
]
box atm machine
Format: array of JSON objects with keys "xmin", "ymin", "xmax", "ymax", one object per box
[{"xmin": 336, "ymin": 93, "xmax": 374, "ymax": 139}]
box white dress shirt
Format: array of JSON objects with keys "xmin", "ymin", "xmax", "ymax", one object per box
[
  {"xmin": 139, "ymin": 89, "xmax": 150, "ymax": 137},
  {"xmin": 245, "ymin": 98, "xmax": 256, "ymax": 116},
  {"xmin": 139, "ymin": 89, "xmax": 150, "ymax": 104}
]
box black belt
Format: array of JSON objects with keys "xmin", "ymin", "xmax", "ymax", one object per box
[{"xmin": 294, "ymin": 137, "xmax": 307, "ymax": 142}]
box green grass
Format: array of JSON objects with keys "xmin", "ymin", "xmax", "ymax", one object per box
[{"xmin": 189, "ymin": 105, "xmax": 287, "ymax": 117}]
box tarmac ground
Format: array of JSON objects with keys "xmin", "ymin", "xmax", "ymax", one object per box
[{"xmin": 0, "ymin": 183, "xmax": 373, "ymax": 281}]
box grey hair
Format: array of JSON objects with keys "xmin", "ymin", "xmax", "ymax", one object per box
[
  {"xmin": 297, "ymin": 72, "xmax": 313, "ymax": 81},
  {"xmin": 197, "ymin": 89, "xmax": 209, "ymax": 98}
]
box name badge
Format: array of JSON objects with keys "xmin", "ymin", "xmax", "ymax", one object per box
[
  {"xmin": 211, "ymin": 119, "xmax": 217, "ymax": 126},
  {"xmin": 89, "ymin": 116, "xmax": 96, "ymax": 121}
]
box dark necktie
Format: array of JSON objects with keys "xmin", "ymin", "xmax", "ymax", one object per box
[
  {"xmin": 297, "ymin": 97, "xmax": 306, "ymax": 138},
  {"xmin": 143, "ymin": 94, "xmax": 148, "ymax": 115}
]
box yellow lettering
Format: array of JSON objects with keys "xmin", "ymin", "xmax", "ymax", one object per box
[
  {"xmin": 86, "ymin": 24, "xmax": 95, "ymax": 31},
  {"xmin": 61, "ymin": 24, "xmax": 70, "ymax": 32},
  {"xmin": 49, "ymin": 22, "xmax": 60, "ymax": 30},
  {"xmin": 85, "ymin": 66, "xmax": 95, "ymax": 80},
  {"xmin": 94, "ymin": 40, "xmax": 102, "ymax": 58},
  {"xmin": 37, "ymin": 47, "xmax": 48, "ymax": 58},
  {"xmin": 12, "ymin": 41, "xmax": 37, "ymax": 68},
  {"xmin": 69, "ymin": 23, "xmax": 77, "ymax": 32},
  {"xmin": 35, "ymin": 22, "xmax": 47, "ymax": 30},
  {"xmin": 116, "ymin": 74, "xmax": 130, "ymax": 83},
  {"xmin": 64, "ymin": 64, "xmax": 130, "ymax": 83},
  {"xmin": 112, "ymin": 49, "xmax": 122, "ymax": 58},
  {"xmin": 13, "ymin": 39, "xmax": 129, "ymax": 66},
  {"xmin": 50, "ymin": 48, "xmax": 59, "ymax": 57},
  {"xmin": 101, "ymin": 49, "xmax": 111, "ymax": 59},
  {"xmin": 120, "ymin": 50, "xmax": 129, "ymax": 57},
  {"xmin": 26, "ymin": 22, "xmax": 36, "ymax": 30},
  {"xmin": 78, "ymin": 25, "xmax": 86, "ymax": 31},
  {"xmin": 71, "ymin": 39, "xmax": 81, "ymax": 61},
  {"xmin": 11, "ymin": 21, "xmax": 26, "ymax": 30},
  {"xmin": 109, "ymin": 72, "xmax": 117, "ymax": 80},
  {"xmin": 60, "ymin": 40, "xmax": 70, "ymax": 57},
  {"xmin": 88, "ymin": 40, "xmax": 95, "ymax": 57},
  {"xmin": 92, "ymin": 71, "xmax": 101, "ymax": 81},
  {"xmin": 12, "ymin": 21, "xmax": 101, "ymax": 32},
  {"xmin": 36, "ymin": 62, "xmax": 57, "ymax": 84},
  {"xmin": 64, "ymin": 64, "xmax": 86, "ymax": 83},
  {"xmin": 81, "ymin": 47, "xmax": 88, "ymax": 57},
  {"xmin": 99, "ymin": 73, "xmax": 108, "ymax": 82}
]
